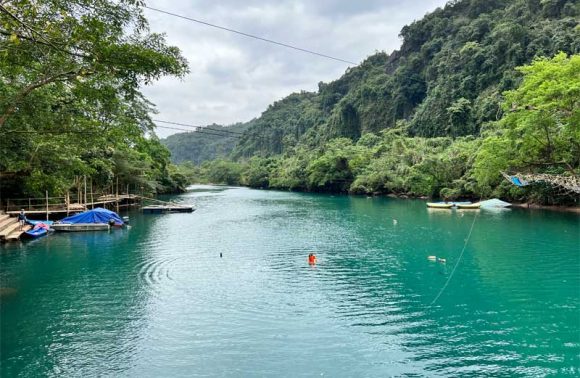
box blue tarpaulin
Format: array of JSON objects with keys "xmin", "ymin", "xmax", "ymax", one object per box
[
  {"xmin": 511, "ymin": 177, "xmax": 527, "ymax": 187},
  {"xmin": 60, "ymin": 208, "xmax": 124, "ymax": 225}
]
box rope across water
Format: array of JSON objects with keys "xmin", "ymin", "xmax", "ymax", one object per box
[{"xmin": 429, "ymin": 212, "xmax": 479, "ymax": 306}]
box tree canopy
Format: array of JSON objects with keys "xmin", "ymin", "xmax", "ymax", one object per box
[{"xmin": 0, "ymin": 0, "xmax": 189, "ymax": 198}]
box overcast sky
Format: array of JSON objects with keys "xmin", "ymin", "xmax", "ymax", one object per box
[{"xmin": 141, "ymin": 0, "xmax": 449, "ymax": 137}]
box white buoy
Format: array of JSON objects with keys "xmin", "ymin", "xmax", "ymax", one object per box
[
  {"xmin": 428, "ymin": 256, "xmax": 437, "ymax": 261},
  {"xmin": 393, "ymin": 219, "xmax": 398, "ymax": 225}
]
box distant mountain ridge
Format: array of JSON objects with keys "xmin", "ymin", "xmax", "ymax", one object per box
[{"xmin": 162, "ymin": 122, "xmax": 252, "ymax": 164}]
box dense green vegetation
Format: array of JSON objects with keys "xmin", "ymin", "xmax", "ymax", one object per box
[
  {"xmin": 0, "ymin": 0, "xmax": 189, "ymax": 199},
  {"xmin": 186, "ymin": 54, "xmax": 578, "ymax": 204},
  {"xmin": 171, "ymin": 0, "xmax": 579, "ymax": 205}
]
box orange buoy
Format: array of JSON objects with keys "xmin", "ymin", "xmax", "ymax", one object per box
[{"xmin": 308, "ymin": 253, "xmax": 317, "ymax": 264}]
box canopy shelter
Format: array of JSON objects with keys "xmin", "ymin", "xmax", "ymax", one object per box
[{"xmin": 60, "ymin": 208, "xmax": 124, "ymax": 226}]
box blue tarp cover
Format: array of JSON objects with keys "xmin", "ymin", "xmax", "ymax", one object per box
[
  {"xmin": 511, "ymin": 177, "xmax": 526, "ymax": 187},
  {"xmin": 60, "ymin": 208, "xmax": 124, "ymax": 225}
]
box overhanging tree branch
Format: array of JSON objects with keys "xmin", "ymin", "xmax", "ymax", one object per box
[{"xmin": 0, "ymin": 67, "xmax": 94, "ymax": 128}]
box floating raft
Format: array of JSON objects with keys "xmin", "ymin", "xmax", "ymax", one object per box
[
  {"xmin": 142, "ymin": 205, "xmax": 194, "ymax": 214},
  {"xmin": 52, "ymin": 223, "xmax": 110, "ymax": 232}
]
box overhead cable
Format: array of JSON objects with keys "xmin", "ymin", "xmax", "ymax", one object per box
[
  {"xmin": 143, "ymin": 5, "xmax": 357, "ymax": 65},
  {"xmin": 155, "ymin": 124, "xmax": 241, "ymax": 138},
  {"xmin": 153, "ymin": 119, "xmax": 244, "ymax": 135}
]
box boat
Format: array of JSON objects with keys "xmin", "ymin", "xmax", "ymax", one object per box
[
  {"xmin": 22, "ymin": 227, "xmax": 49, "ymax": 239},
  {"xmin": 457, "ymin": 202, "xmax": 481, "ymax": 209},
  {"xmin": 21, "ymin": 223, "xmax": 52, "ymax": 239},
  {"xmin": 52, "ymin": 208, "xmax": 124, "ymax": 232},
  {"xmin": 426, "ymin": 202, "xmax": 453, "ymax": 209}
]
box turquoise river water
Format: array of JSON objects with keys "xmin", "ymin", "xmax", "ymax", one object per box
[{"xmin": 1, "ymin": 185, "xmax": 579, "ymax": 377}]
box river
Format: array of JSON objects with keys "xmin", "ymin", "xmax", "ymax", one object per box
[{"xmin": 1, "ymin": 185, "xmax": 579, "ymax": 377}]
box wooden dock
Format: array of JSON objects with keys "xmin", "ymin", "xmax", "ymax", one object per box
[
  {"xmin": 4, "ymin": 194, "xmax": 141, "ymax": 217},
  {"xmin": 142, "ymin": 205, "xmax": 195, "ymax": 213}
]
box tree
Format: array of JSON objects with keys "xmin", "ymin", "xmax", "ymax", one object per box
[
  {"xmin": 475, "ymin": 52, "xmax": 580, "ymax": 189},
  {"xmin": 0, "ymin": 0, "xmax": 187, "ymax": 127},
  {"xmin": 0, "ymin": 0, "xmax": 189, "ymax": 198}
]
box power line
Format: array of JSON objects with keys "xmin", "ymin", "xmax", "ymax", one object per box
[
  {"xmin": 155, "ymin": 124, "xmax": 242, "ymax": 138},
  {"xmin": 153, "ymin": 119, "xmax": 244, "ymax": 135},
  {"xmin": 143, "ymin": 5, "xmax": 357, "ymax": 65}
]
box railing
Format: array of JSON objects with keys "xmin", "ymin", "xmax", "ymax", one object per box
[
  {"xmin": 3, "ymin": 192, "xmax": 141, "ymax": 213},
  {"xmin": 5, "ymin": 196, "xmax": 66, "ymax": 212}
]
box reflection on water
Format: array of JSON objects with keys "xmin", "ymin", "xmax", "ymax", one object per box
[{"xmin": 1, "ymin": 186, "xmax": 579, "ymax": 377}]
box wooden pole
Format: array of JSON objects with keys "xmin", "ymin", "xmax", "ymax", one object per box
[
  {"xmin": 84, "ymin": 175, "xmax": 87, "ymax": 207},
  {"xmin": 90, "ymin": 178, "xmax": 94, "ymax": 209},
  {"xmin": 116, "ymin": 177, "xmax": 119, "ymax": 213},
  {"xmin": 66, "ymin": 191, "xmax": 70, "ymax": 215},
  {"xmin": 45, "ymin": 190, "xmax": 49, "ymax": 220}
]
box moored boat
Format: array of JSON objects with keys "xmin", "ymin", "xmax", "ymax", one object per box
[
  {"xmin": 21, "ymin": 222, "xmax": 52, "ymax": 239},
  {"xmin": 427, "ymin": 202, "xmax": 453, "ymax": 209},
  {"xmin": 52, "ymin": 208, "xmax": 124, "ymax": 232},
  {"xmin": 457, "ymin": 202, "xmax": 481, "ymax": 209},
  {"xmin": 22, "ymin": 227, "xmax": 49, "ymax": 239}
]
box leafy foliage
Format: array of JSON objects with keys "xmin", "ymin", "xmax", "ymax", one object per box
[
  {"xmin": 474, "ymin": 53, "xmax": 580, "ymax": 196},
  {"xmin": 0, "ymin": 0, "xmax": 189, "ymax": 198}
]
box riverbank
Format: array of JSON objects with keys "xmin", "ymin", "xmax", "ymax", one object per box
[
  {"xmin": 197, "ymin": 182, "xmax": 580, "ymax": 213},
  {"xmin": 511, "ymin": 202, "xmax": 580, "ymax": 213}
]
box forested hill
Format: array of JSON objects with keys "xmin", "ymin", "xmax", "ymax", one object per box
[
  {"xmin": 164, "ymin": 0, "xmax": 578, "ymax": 163},
  {"xmin": 162, "ymin": 122, "xmax": 252, "ymax": 164}
]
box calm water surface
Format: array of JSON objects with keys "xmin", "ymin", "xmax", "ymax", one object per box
[{"xmin": 1, "ymin": 185, "xmax": 579, "ymax": 377}]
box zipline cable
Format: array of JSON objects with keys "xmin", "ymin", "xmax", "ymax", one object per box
[
  {"xmin": 429, "ymin": 212, "xmax": 479, "ymax": 306},
  {"xmin": 153, "ymin": 119, "xmax": 245, "ymax": 135},
  {"xmin": 155, "ymin": 124, "xmax": 241, "ymax": 138},
  {"xmin": 143, "ymin": 5, "xmax": 357, "ymax": 65}
]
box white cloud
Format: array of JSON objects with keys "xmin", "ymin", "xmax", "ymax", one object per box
[{"xmin": 141, "ymin": 0, "xmax": 448, "ymax": 137}]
